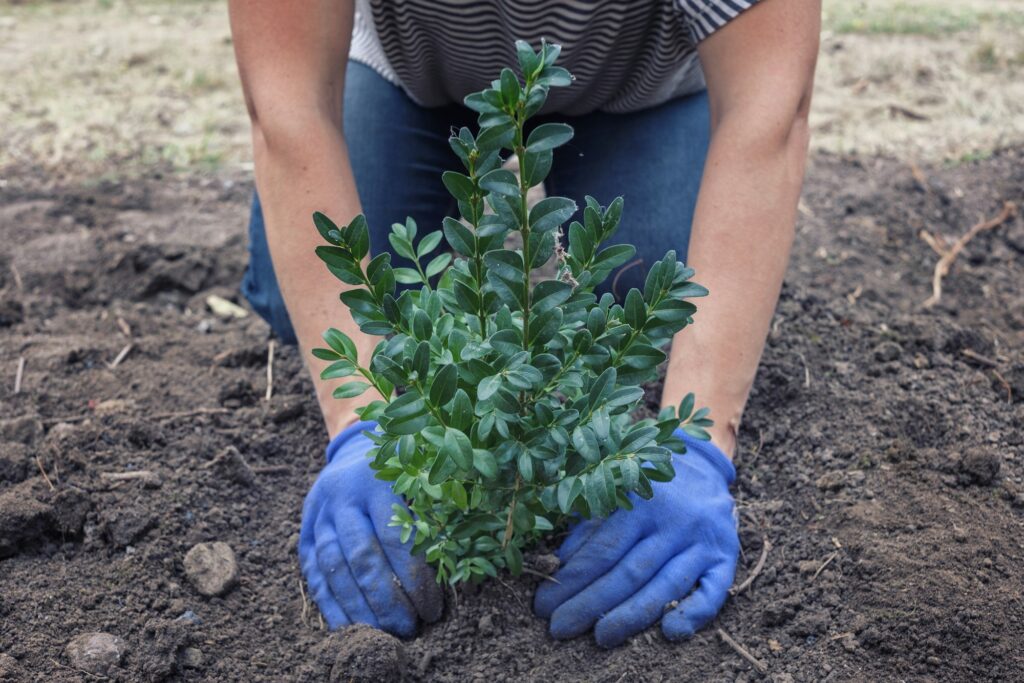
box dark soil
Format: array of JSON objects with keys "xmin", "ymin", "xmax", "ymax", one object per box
[{"xmin": 1, "ymin": 148, "xmax": 1022, "ymax": 682}]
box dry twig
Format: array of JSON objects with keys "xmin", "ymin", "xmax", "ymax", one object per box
[
  {"xmin": 717, "ymin": 628, "xmax": 768, "ymax": 674},
  {"xmin": 992, "ymin": 370, "xmax": 1012, "ymax": 403},
  {"xmin": 730, "ymin": 537, "xmax": 772, "ymax": 596},
  {"xmin": 960, "ymin": 348, "xmax": 1000, "ymax": 368},
  {"xmin": 14, "ymin": 356, "xmax": 25, "ymax": 394},
  {"xmin": 99, "ymin": 470, "xmax": 155, "ymax": 482},
  {"xmin": 116, "ymin": 316, "xmax": 132, "ymax": 337},
  {"xmin": 107, "ymin": 343, "xmax": 133, "ymax": 370},
  {"xmin": 812, "ymin": 551, "xmax": 839, "ymax": 581},
  {"xmin": 36, "ymin": 455, "xmax": 55, "ymax": 491},
  {"xmin": 923, "ymin": 201, "xmax": 1017, "ymax": 308}
]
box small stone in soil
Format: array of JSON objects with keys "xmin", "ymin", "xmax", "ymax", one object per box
[
  {"xmin": 872, "ymin": 341, "xmax": 902, "ymax": 362},
  {"xmin": 179, "ymin": 647, "xmax": 204, "ymax": 669},
  {"xmin": 184, "ymin": 542, "xmax": 239, "ymax": 597},
  {"xmin": 64, "ymin": 632, "xmax": 126, "ymax": 675}
]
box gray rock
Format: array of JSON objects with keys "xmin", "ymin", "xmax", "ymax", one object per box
[
  {"xmin": 64, "ymin": 632, "xmax": 126, "ymax": 675},
  {"xmin": 184, "ymin": 542, "xmax": 239, "ymax": 597},
  {"xmin": 873, "ymin": 341, "xmax": 902, "ymax": 362},
  {"xmin": 179, "ymin": 647, "xmax": 204, "ymax": 669}
]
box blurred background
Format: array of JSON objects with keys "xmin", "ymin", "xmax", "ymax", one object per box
[{"xmin": 1, "ymin": 0, "xmax": 1022, "ymax": 182}]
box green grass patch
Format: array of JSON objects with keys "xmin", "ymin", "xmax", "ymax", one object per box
[{"xmin": 824, "ymin": 3, "xmax": 1024, "ymax": 36}]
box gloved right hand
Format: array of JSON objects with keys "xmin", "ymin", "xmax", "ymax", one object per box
[{"xmin": 298, "ymin": 421, "xmax": 444, "ymax": 636}]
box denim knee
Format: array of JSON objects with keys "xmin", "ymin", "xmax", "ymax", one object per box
[{"xmin": 241, "ymin": 192, "xmax": 298, "ymax": 345}]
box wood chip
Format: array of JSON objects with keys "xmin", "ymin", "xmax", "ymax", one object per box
[{"xmin": 14, "ymin": 356, "xmax": 25, "ymax": 394}]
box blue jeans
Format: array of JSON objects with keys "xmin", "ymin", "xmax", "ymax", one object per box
[{"xmin": 243, "ymin": 62, "xmax": 710, "ymax": 344}]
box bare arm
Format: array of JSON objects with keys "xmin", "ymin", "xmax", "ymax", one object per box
[
  {"xmin": 660, "ymin": 0, "xmax": 821, "ymax": 456},
  {"xmin": 229, "ymin": 0, "xmax": 373, "ymax": 436}
]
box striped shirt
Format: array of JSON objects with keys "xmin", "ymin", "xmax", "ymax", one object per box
[{"xmin": 350, "ymin": 0, "xmax": 760, "ymax": 115}]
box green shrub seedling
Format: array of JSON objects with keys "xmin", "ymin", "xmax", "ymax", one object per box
[{"xmin": 311, "ymin": 40, "xmax": 712, "ymax": 585}]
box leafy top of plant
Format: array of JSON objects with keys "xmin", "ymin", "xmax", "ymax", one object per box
[{"xmin": 311, "ymin": 40, "xmax": 711, "ymax": 584}]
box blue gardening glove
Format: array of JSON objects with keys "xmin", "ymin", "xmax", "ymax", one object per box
[
  {"xmin": 535, "ymin": 432, "xmax": 738, "ymax": 648},
  {"xmin": 298, "ymin": 421, "xmax": 444, "ymax": 637}
]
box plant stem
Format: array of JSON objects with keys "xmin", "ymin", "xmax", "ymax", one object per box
[{"xmin": 502, "ymin": 474, "xmax": 521, "ymax": 549}]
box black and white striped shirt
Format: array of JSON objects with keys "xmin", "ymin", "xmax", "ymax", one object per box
[{"xmin": 351, "ymin": 0, "xmax": 760, "ymax": 115}]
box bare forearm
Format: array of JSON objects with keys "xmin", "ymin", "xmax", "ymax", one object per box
[
  {"xmin": 661, "ymin": 120, "xmax": 810, "ymax": 456},
  {"xmin": 252, "ymin": 122, "xmax": 375, "ymax": 436}
]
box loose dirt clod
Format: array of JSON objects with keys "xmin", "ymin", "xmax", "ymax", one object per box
[
  {"xmin": 64, "ymin": 632, "xmax": 126, "ymax": 676},
  {"xmin": 209, "ymin": 446, "xmax": 255, "ymax": 487},
  {"xmin": 326, "ymin": 625, "xmax": 406, "ymax": 683},
  {"xmin": 183, "ymin": 542, "xmax": 239, "ymax": 597}
]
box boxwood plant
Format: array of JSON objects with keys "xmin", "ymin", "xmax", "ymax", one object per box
[{"xmin": 311, "ymin": 41, "xmax": 712, "ymax": 585}]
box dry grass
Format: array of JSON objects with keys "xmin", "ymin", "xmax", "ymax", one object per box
[{"xmin": 0, "ymin": 0, "xmax": 1022, "ymax": 183}]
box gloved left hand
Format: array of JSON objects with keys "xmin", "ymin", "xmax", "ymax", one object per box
[
  {"xmin": 298, "ymin": 421, "xmax": 444, "ymax": 637},
  {"xmin": 534, "ymin": 432, "xmax": 738, "ymax": 648}
]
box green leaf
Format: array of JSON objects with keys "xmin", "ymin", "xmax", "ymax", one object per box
[
  {"xmin": 322, "ymin": 328, "xmax": 358, "ymax": 362},
  {"xmin": 311, "ymin": 347, "xmax": 340, "ymax": 361},
  {"xmin": 444, "ymin": 427, "xmax": 474, "ymax": 470},
  {"xmin": 426, "ymin": 252, "xmax": 452, "ymax": 278},
  {"xmin": 536, "ymin": 66, "xmax": 571, "ymax": 87},
  {"xmin": 388, "ymin": 230, "xmax": 416, "ymax": 260},
  {"xmin": 499, "ymin": 68, "xmax": 520, "ymax": 107},
  {"xmin": 504, "ymin": 542, "xmax": 524, "ymax": 575},
  {"xmin": 515, "ymin": 39, "xmax": 540, "ymax": 77},
  {"xmin": 417, "ymin": 230, "xmax": 443, "ymax": 258},
  {"xmin": 473, "ymin": 448, "xmax": 498, "ymax": 479},
  {"xmin": 346, "ymin": 215, "xmax": 370, "ymax": 260},
  {"xmin": 393, "ymin": 267, "xmax": 423, "ymax": 285},
  {"xmin": 606, "ymin": 386, "xmax": 644, "ymax": 408},
  {"xmin": 443, "ymin": 217, "xmax": 476, "ymax": 257},
  {"xmin": 529, "ymin": 196, "xmax": 576, "ymax": 233},
  {"xmin": 479, "ymin": 169, "xmax": 520, "ymax": 198},
  {"xmin": 385, "ymin": 392, "xmax": 427, "ymax": 420},
  {"xmin": 442, "ymin": 171, "xmax": 476, "ymax": 202},
  {"xmin": 526, "ymin": 122, "xmax": 574, "ymax": 152},
  {"xmin": 320, "ymin": 359, "xmax": 356, "ymax": 380},
  {"xmin": 588, "ymin": 367, "xmax": 617, "ymax": 408},
  {"xmin": 478, "ymin": 375, "xmax": 501, "ymax": 401},
  {"xmin": 313, "ymin": 211, "xmax": 342, "ymax": 245},
  {"xmin": 413, "ymin": 310, "xmax": 433, "ymax": 341},
  {"xmin": 679, "ymin": 392, "xmax": 695, "ymax": 421},
  {"xmin": 572, "ymin": 425, "xmax": 601, "ymax": 463},
  {"xmin": 429, "ymin": 364, "xmax": 459, "ymax": 406},
  {"xmin": 450, "ymin": 480, "xmax": 468, "ymax": 511},
  {"xmin": 333, "ymin": 381, "xmax": 369, "ymax": 399},
  {"xmin": 624, "ymin": 288, "xmax": 646, "ymax": 330},
  {"xmin": 557, "ymin": 476, "xmax": 582, "ymax": 513}
]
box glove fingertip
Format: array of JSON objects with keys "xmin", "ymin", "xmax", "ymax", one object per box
[
  {"xmin": 532, "ymin": 584, "xmax": 559, "ymax": 619},
  {"xmin": 593, "ymin": 620, "xmax": 629, "ymax": 650}
]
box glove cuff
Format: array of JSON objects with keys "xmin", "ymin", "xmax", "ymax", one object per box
[
  {"xmin": 325, "ymin": 420, "xmax": 379, "ymax": 464},
  {"xmin": 673, "ymin": 429, "xmax": 736, "ymax": 486}
]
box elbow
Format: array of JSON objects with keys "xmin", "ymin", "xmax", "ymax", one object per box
[
  {"xmin": 712, "ymin": 87, "xmax": 813, "ymax": 178},
  {"xmin": 242, "ymin": 84, "xmax": 343, "ymax": 162}
]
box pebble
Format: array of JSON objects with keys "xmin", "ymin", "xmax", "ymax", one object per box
[
  {"xmin": 184, "ymin": 542, "xmax": 239, "ymax": 597},
  {"xmin": 180, "ymin": 647, "xmax": 204, "ymax": 669},
  {"xmin": 64, "ymin": 632, "xmax": 126, "ymax": 675},
  {"xmin": 873, "ymin": 341, "xmax": 902, "ymax": 363}
]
